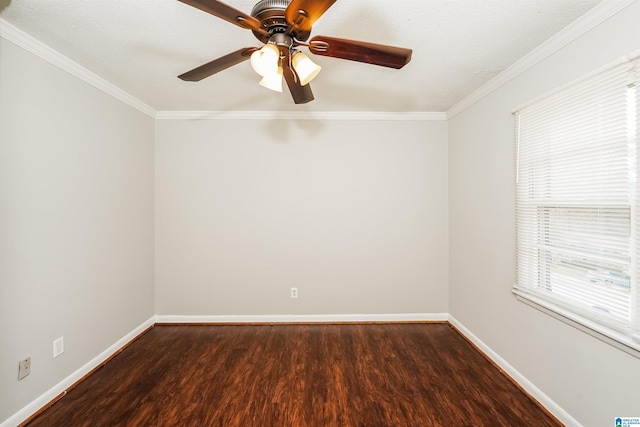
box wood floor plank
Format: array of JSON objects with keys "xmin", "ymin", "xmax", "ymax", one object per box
[{"xmin": 25, "ymin": 323, "xmax": 561, "ymax": 426}]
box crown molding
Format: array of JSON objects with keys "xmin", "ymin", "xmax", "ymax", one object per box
[
  {"xmin": 155, "ymin": 110, "xmax": 447, "ymax": 121},
  {"xmin": 0, "ymin": 17, "xmax": 444, "ymax": 122},
  {"xmin": 4, "ymin": 0, "xmax": 633, "ymax": 123},
  {"xmin": 446, "ymin": 0, "xmax": 637, "ymax": 119},
  {"xmin": 0, "ymin": 18, "xmax": 156, "ymax": 118}
]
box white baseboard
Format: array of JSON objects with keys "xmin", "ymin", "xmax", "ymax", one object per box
[
  {"xmin": 447, "ymin": 315, "xmax": 581, "ymax": 427},
  {"xmin": 154, "ymin": 312, "xmax": 448, "ymax": 324},
  {"xmin": 1, "ymin": 316, "xmax": 155, "ymax": 427},
  {"xmin": 4, "ymin": 313, "xmax": 575, "ymax": 427}
]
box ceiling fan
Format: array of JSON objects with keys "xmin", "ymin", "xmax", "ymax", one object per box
[{"xmin": 177, "ymin": 0, "xmax": 413, "ymax": 104}]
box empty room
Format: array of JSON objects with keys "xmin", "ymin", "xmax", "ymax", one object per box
[{"xmin": 1, "ymin": 0, "xmax": 639, "ymax": 426}]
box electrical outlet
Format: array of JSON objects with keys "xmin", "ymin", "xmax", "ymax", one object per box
[
  {"xmin": 53, "ymin": 337, "xmax": 64, "ymax": 358},
  {"xmin": 18, "ymin": 357, "xmax": 31, "ymax": 380},
  {"xmin": 290, "ymin": 287, "xmax": 298, "ymax": 299}
]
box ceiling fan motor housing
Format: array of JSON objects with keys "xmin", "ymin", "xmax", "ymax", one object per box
[{"xmin": 250, "ymin": 0, "xmax": 310, "ymax": 44}]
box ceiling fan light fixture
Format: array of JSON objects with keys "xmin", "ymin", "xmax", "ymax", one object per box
[
  {"xmin": 250, "ymin": 43, "xmax": 280, "ymax": 76},
  {"xmin": 259, "ymin": 65, "xmax": 284, "ymax": 92},
  {"xmin": 291, "ymin": 51, "xmax": 321, "ymax": 86},
  {"xmin": 177, "ymin": 0, "xmax": 412, "ymax": 104}
]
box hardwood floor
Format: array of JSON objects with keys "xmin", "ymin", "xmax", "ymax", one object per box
[{"xmin": 25, "ymin": 323, "xmax": 561, "ymax": 426}]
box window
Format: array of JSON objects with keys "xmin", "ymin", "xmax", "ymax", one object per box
[{"xmin": 514, "ymin": 53, "xmax": 640, "ymax": 356}]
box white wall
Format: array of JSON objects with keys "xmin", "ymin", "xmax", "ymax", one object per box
[
  {"xmin": 7, "ymin": 1, "xmax": 640, "ymax": 424},
  {"xmin": 0, "ymin": 38, "xmax": 155, "ymax": 422},
  {"xmin": 155, "ymin": 118, "xmax": 448, "ymax": 316},
  {"xmin": 448, "ymin": 1, "xmax": 640, "ymax": 426}
]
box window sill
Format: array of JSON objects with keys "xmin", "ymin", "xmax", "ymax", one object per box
[{"xmin": 513, "ymin": 289, "xmax": 640, "ymax": 359}]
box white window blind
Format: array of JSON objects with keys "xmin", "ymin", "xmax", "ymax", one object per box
[{"xmin": 514, "ymin": 53, "xmax": 640, "ymax": 355}]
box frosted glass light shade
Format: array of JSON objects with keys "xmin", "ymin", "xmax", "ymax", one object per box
[
  {"xmin": 259, "ymin": 66, "xmax": 284, "ymax": 92},
  {"xmin": 251, "ymin": 44, "xmax": 280, "ymax": 77},
  {"xmin": 292, "ymin": 52, "xmax": 321, "ymax": 86}
]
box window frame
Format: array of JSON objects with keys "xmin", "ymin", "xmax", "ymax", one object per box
[{"xmin": 513, "ymin": 51, "xmax": 640, "ymax": 358}]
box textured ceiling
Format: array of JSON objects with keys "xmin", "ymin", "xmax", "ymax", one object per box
[{"xmin": 0, "ymin": 0, "xmax": 603, "ymax": 112}]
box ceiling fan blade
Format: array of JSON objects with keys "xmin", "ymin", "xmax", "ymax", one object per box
[
  {"xmin": 285, "ymin": 0, "xmax": 337, "ymax": 32},
  {"xmin": 178, "ymin": 47, "xmax": 257, "ymax": 81},
  {"xmin": 309, "ymin": 36, "xmax": 412, "ymax": 69},
  {"xmin": 282, "ymin": 61, "xmax": 314, "ymax": 104},
  {"xmin": 178, "ymin": 0, "xmax": 267, "ymax": 35}
]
